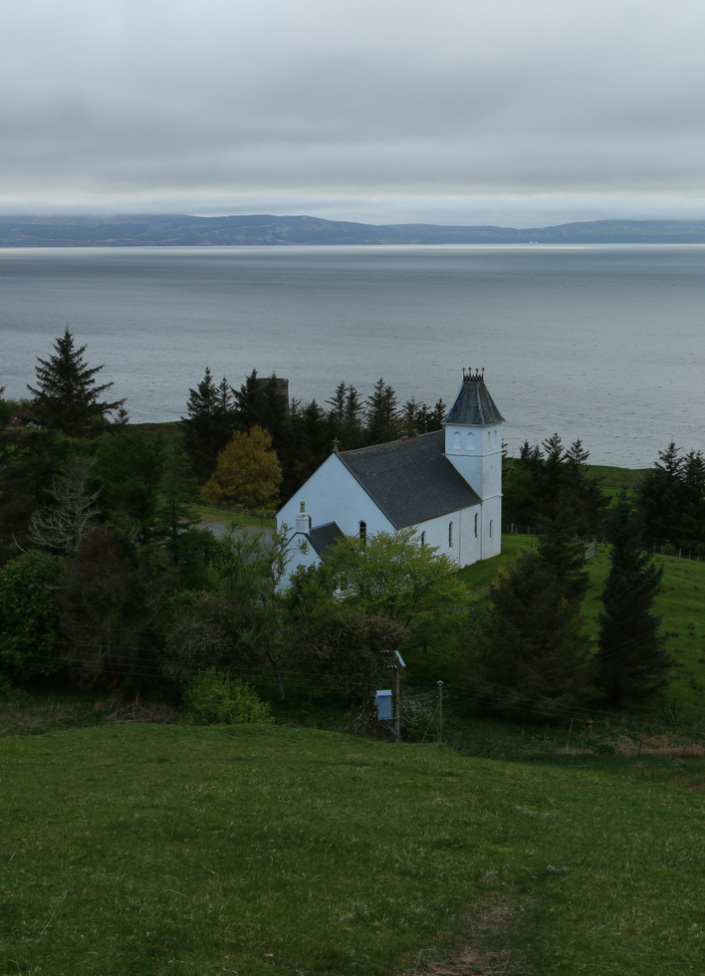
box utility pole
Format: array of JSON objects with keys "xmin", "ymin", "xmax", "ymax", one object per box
[
  {"xmin": 392, "ymin": 663, "xmax": 401, "ymax": 743},
  {"xmin": 437, "ymin": 680, "xmax": 443, "ymax": 743}
]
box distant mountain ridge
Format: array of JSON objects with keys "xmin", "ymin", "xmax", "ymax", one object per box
[{"xmin": 3, "ymin": 214, "xmax": 705, "ymax": 246}]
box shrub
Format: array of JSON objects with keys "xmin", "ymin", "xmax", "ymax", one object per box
[
  {"xmin": 0, "ymin": 551, "xmax": 63, "ymax": 681},
  {"xmin": 181, "ymin": 668, "xmax": 274, "ymax": 725}
]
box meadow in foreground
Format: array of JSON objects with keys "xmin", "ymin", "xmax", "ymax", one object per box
[{"xmin": 1, "ymin": 723, "xmax": 704, "ymax": 975}]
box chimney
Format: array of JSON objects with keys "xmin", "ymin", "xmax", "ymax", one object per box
[{"xmin": 296, "ymin": 500, "xmax": 311, "ymax": 535}]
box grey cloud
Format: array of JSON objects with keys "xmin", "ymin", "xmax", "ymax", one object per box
[{"xmin": 3, "ymin": 0, "xmax": 705, "ymax": 222}]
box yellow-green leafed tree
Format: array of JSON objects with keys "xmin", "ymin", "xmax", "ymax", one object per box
[{"xmin": 201, "ymin": 425, "xmax": 282, "ymax": 509}]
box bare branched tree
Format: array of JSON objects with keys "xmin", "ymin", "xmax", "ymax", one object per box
[{"xmin": 29, "ymin": 459, "xmax": 101, "ymax": 556}]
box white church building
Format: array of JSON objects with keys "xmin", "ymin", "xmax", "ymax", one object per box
[{"xmin": 277, "ymin": 369, "xmax": 504, "ymax": 582}]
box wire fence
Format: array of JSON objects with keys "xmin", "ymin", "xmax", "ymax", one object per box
[{"xmin": 2, "ymin": 622, "xmax": 705, "ymax": 739}]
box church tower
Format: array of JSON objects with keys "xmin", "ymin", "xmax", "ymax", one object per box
[{"xmin": 443, "ymin": 368, "xmax": 504, "ymax": 557}]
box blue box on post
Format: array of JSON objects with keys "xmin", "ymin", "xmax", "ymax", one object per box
[{"xmin": 375, "ymin": 690, "xmax": 393, "ymax": 721}]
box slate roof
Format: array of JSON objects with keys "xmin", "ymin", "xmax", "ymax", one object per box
[
  {"xmin": 444, "ymin": 376, "xmax": 504, "ymax": 426},
  {"xmin": 308, "ymin": 522, "xmax": 344, "ymax": 557},
  {"xmin": 338, "ymin": 430, "xmax": 481, "ymax": 529}
]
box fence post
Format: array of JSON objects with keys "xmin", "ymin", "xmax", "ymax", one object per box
[{"xmin": 437, "ymin": 681, "xmax": 443, "ymax": 743}]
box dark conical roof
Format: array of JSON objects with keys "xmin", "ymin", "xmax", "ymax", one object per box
[{"xmin": 444, "ymin": 369, "xmax": 504, "ymax": 426}]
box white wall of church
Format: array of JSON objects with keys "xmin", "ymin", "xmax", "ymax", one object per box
[
  {"xmin": 481, "ymin": 493, "xmax": 502, "ymax": 559},
  {"xmin": 277, "ymin": 453, "xmax": 395, "ymax": 539},
  {"xmin": 412, "ymin": 502, "xmax": 483, "ymax": 569}
]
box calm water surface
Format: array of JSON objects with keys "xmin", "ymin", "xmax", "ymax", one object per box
[{"xmin": 1, "ymin": 244, "xmax": 704, "ymax": 467}]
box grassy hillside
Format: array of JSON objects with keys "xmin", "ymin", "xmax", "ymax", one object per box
[{"xmin": 1, "ymin": 724, "xmax": 704, "ymax": 975}]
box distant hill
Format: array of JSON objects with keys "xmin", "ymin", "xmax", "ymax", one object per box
[{"xmin": 4, "ymin": 214, "xmax": 705, "ymax": 246}]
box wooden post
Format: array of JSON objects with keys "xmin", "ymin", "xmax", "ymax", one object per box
[
  {"xmin": 392, "ymin": 664, "xmax": 401, "ymax": 743},
  {"xmin": 437, "ymin": 681, "xmax": 443, "ymax": 743}
]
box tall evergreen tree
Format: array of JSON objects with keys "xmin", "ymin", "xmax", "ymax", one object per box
[
  {"xmin": 365, "ymin": 377, "xmax": 400, "ymax": 444},
  {"xmin": 27, "ymin": 327, "xmax": 125, "ymax": 436},
  {"xmin": 595, "ymin": 496, "xmax": 671, "ymax": 707},
  {"xmin": 232, "ymin": 370, "xmax": 289, "ymax": 450},
  {"xmin": 637, "ymin": 442, "xmax": 705, "ymax": 549},
  {"xmin": 473, "ymin": 538, "xmax": 595, "ymax": 718},
  {"xmin": 182, "ymin": 367, "xmax": 236, "ymax": 482},
  {"xmin": 504, "ymin": 433, "xmax": 607, "ymax": 536},
  {"xmin": 537, "ymin": 509, "xmax": 590, "ymax": 603}
]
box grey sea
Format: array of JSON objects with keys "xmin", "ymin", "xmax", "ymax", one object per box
[{"xmin": 1, "ymin": 244, "xmax": 704, "ymax": 468}]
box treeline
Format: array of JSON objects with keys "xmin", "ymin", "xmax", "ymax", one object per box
[
  {"xmin": 502, "ymin": 433, "xmax": 609, "ymax": 537},
  {"xmin": 182, "ymin": 367, "xmax": 446, "ymax": 500},
  {"xmin": 637, "ymin": 442, "xmax": 705, "ymax": 552},
  {"xmin": 503, "ymin": 434, "xmax": 705, "ymax": 553}
]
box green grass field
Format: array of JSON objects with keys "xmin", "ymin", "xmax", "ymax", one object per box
[
  {"xmin": 195, "ymin": 504, "xmax": 277, "ymax": 530},
  {"xmin": 2, "ymin": 724, "xmax": 705, "ymax": 975}
]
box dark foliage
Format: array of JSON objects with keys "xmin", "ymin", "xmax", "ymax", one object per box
[
  {"xmin": 295, "ymin": 611, "xmax": 408, "ymax": 702},
  {"xmin": 473, "ymin": 517, "xmax": 595, "ymax": 718},
  {"xmin": 57, "ymin": 525, "xmax": 152, "ymax": 687},
  {"xmin": 181, "ymin": 367, "xmax": 236, "ymax": 483},
  {"xmin": 503, "ymin": 433, "xmax": 608, "ymax": 536},
  {"xmin": 595, "ymin": 496, "xmax": 671, "ymax": 707},
  {"xmin": 637, "ymin": 442, "xmax": 705, "ymax": 550},
  {"xmin": 27, "ymin": 327, "xmax": 126, "ymax": 436},
  {"xmin": 0, "ymin": 430, "xmax": 75, "ymax": 565}
]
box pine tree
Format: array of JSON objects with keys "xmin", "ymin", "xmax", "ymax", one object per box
[
  {"xmin": 504, "ymin": 434, "xmax": 607, "ymax": 536},
  {"xmin": 474, "ymin": 540, "xmax": 595, "ymax": 719},
  {"xmin": 637, "ymin": 441, "xmax": 684, "ymax": 547},
  {"xmin": 595, "ymin": 496, "xmax": 671, "ymax": 707},
  {"xmin": 325, "ymin": 382, "xmax": 365, "ymax": 449},
  {"xmin": 537, "ymin": 509, "xmax": 590, "ymax": 603},
  {"xmin": 365, "ymin": 377, "xmax": 400, "ymax": 444},
  {"xmin": 27, "ymin": 327, "xmax": 125, "ymax": 436},
  {"xmin": 181, "ymin": 367, "xmax": 235, "ymax": 482},
  {"xmin": 232, "ymin": 370, "xmax": 289, "ymax": 449}
]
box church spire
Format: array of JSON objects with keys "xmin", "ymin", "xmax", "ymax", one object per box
[
  {"xmin": 444, "ymin": 369, "xmax": 504, "ymax": 427},
  {"xmin": 462, "ymin": 366, "xmax": 484, "ymax": 383}
]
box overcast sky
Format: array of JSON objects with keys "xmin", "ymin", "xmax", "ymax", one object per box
[{"xmin": 3, "ymin": 0, "xmax": 705, "ymax": 226}]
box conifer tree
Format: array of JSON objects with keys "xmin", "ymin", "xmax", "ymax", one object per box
[
  {"xmin": 537, "ymin": 509, "xmax": 590, "ymax": 603},
  {"xmin": 27, "ymin": 327, "xmax": 125, "ymax": 436},
  {"xmin": 181, "ymin": 367, "xmax": 235, "ymax": 482},
  {"xmin": 365, "ymin": 377, "xmax": 400, "ymax": 444},
  {"xmin": 474, "ymin": 541, "xmax": 595, "ymax": 718},
  {"xmin": 232, "ymin": 370, "xmax": 288, "ymax": 448},
  {"xmin": 325, "ymin": 382, "xmax": 364, "ymax": 449},
  {"xmin": 595, "ymin": 496, "xmax": 671, "ymax": 707}
]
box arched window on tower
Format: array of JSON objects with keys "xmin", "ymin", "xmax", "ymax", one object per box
[
  {"xmin": 466, "ymin": 432, "xmax": 475, "ymax": 451},
  {"xmin": 453, "ymin": 431, "xmax": 461, "ymax": 453},
  {"xmin": 359, "ymin": 520, "xmax": 367, "ymax": 542},
  {"xmin": 420, "ymin": 531, "xmax": 426, "ymax": 547},
  {"xmin": 448, "ymin": 522, "xmax": 453, "ymax": 548},
  {"xmin": 487, "ymin": 430, "xmax": 491, "ymax": 447},
  {"xmin": 474, "ymin": 513, "xmax": 478, "ymax": 538}
]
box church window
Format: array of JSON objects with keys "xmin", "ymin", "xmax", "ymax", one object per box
[
  {"xmin": 489, "ymin": 520, "xmax": 493, "ymax": 539},
  {"xmin": 466, "ymin": 431, "xmax": 474, "ymax": 451},
  {"xmin": 448, "ymin": 522, "xmax": 453, "ymax": 547},
  {"xmin": 359, "ymin": 520, "xmax": 367, "ymax": 542},
  {"xmin": 494, "ymin": 429, "xmax": 498, "ymax": 447},
  {"xmin": 487, "ymin": 431, "xmax": 491, "ymax": 447},
  {"xmin": 420, "ymin": 531, "xmax": 426, "ymax": 546},
  {"xmin": 453, "ymin": 431, "xmax": 461, "ymax": 452},
  {"xmin": 474, "ymin": 513, "xmax": 478, "ymax": 538}
]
